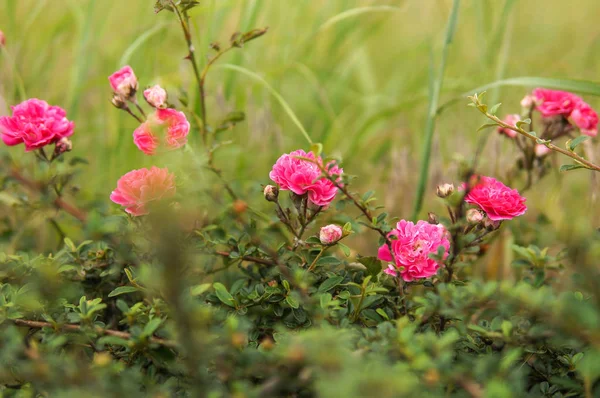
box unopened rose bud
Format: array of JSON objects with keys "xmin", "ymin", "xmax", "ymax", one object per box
[
  {"xmin": 143, "ymin": 85, "xmax": 168, "ymax": 109},
  {"xmin": 436, "ymin": 183, "xmax": 455, "ymax": 198},
  {"xmin": 319, "ymin": 224, "xmax": 343, "ymax": 245},
  {"xmin": 483, "ymin": 216, "xmax": 501, "ymax": 231},
  {"xmin": 535, "ymin": 144, "xmax": 551, "ymax": 157},
  {"xmin": 466, "ymin": 208, "xmax": 484, "ymax": 224},
  {"xmin": 111, "ymin": 94, "xmax": 128, "ymax": 110},
  {"xmin": 520, "ymin": 95, "xmax": 534, "ymax": 109},
  {"xmin": 54, "ymin": 137, "xmax": 72, "ymax": 156},
  {"xmin": 267, "ymin": 280, "xmax": 278, "ymax": 287},
  {"xmin": 0, "ymin": 30, "xmax": 5, "ymax": 47},
  {"xmin": 427, "ymin": 212, "xmax": 438, "ymax": 225},
  {"xmin": 263, "ymin": 185, "xmax": 279, "ymax": 202},
  {"xmin": 108, "ymin": 65, "xmax": 138, "ymax": 99}
]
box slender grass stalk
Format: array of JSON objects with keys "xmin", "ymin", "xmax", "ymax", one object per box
[{"xmin": 411, "ymin": 0, "xmax": 461, "ymax": 221}]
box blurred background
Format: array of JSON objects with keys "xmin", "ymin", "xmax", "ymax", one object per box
[{"xmin": 1, "ymin": 0, "xmax": 599, "ymax": 263}]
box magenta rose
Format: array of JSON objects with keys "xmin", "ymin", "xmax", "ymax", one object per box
[
  {"xmin": 0, "ymin": 98, "xmax": 75, "ymax": 151},
  {"xmin": 110, "ymin": 166, "xmax": 176, "ymax": 216},
  {"xmin": 109, "ymin": 65, "xmax": 138, "ymax": 98},
  {"xmin": 464, "ymin": 176, "xmax": 527, "ymax": 221},
  {"xmin": 533, "ymin": 88, "xmax": 579, "ymax": 117},
  {"xmin": 133, "ymin": 108, "xmax": 190, "ymax": 155},
  {"xmin": 378, "ymin": 220, "xmax": 450, "ymax": 282},
  {"xmin": 570, "ymin": 103, "xmax": 598, "ymax": 137},
  {"xmin": 0, "ymin": 30, "xmax": 5, "ymax": 47},
  {"xmin": 269, "ymin": 149, "xmax": 343, "ymax": 207}
]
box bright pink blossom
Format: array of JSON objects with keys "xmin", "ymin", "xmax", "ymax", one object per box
[
  {"xmin": 497, "ymin": 114, "xmax": 519, "ymax": 138},
  {"xmin": 109, "ymin": 66, "xmax": 138, "ymax": 98},
  {"xmin": 0, "ymin": 30, "xmax": 5, "ymax": 47},
  {"xmin": 320, "ymin": 224, "xmax": 343, "ymax": 245},
  {"xmin": 570, "ymin": 103, "xmax": 598, "ymax": 137},
  {"xmin": 465, "ymin": 176, "xmax": 527, "ymax": 221},
  {"xmin": 533, "ymin": 88, "xmax": 579, "ymax": 117},
  {"xmin": 143, "ymin": 85, "xmax": 168, "ymax": 109},
  {"xmin": 133, "ymin": 108, "xmax": 190, "ymax": 155},
  {"xmin": 0, "ymin": 99, "xmax": 75, "ymax": 151},
  {"xmin": 110, "ymin": 166, "xmax": 176, "ymax": 216},
  {"xmin": 378, "ymin": 220, "xmax": 450, "ymax": 282},
  {"xmin": 269, "ymin": 149, "xmax": 343, "ymax": 207}
]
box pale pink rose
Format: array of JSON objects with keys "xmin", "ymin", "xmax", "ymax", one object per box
[
  {"xmin": 319, "ymin": 224, "xmax": 343, "ymax": 245},
  {"xmin": 143, "ymin": 85, "xmax": 168, "ymax": 109},
  {"xmin": 570, "ymin": 103, "xmax": 598, "ymax": 137},
  {"xmin": 109, "ymin": 66, "xmax": 138, "ymax": 98},
  {"xmin": 110, "ymin": 166, "xmax": 176, "ymax": 216},
  {"xmin": 465, "ymin": 176, "xmax": 527, "ymax": 221},
  {"xmin": 0, "ymin": 30, "xmax": 5, "ymax": 47},
  {"xmin": 269, "ymin": 149, "xmax": 343, "ymax": 207},
  {"xmin": 378, "ymin": 220, "xmax": 450, "ymax": 282},
  {"xmin": 533, "ymin": 88, "xmax": 579, "ymax": 117},
  {"xmin": 0, "ymin": 98, "xmax": 75, "ymax": 151},
  {"xmin": 497, "ymin": 114, "xmax": 519, "ymax": 138},
  {"xmin": 535, "ymin": 144, "xmax": 551, "ymax": 157},
  {"xmin": 132, "ymin": 108, "xmax": 190, "ymax": 155},
  {"xmin": 466, "ymin": 208, "xmax": 484, "ymax": 224}
]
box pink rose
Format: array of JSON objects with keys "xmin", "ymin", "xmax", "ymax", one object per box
[
  {"xmin": 570, "ymin": 103, "xmax": 598, "ymax": 137},
  {"xmin": 0, "ymin": 99, "xmax": 75, "ymax": 151},
  {"xmin": 109, "ymin": 66, "xmax": 138, "ymax": 98},
  {"xmin": 497, "ymin": 114, "xmax": 519, "ymax": 138},
  {"xmin": 0, "ymin": 30, "xmax": 5, "ymax": 47},
  {"xmin": 465, "ymin": 176, "xmax": 527, "ymax": 221},
  {"xmin": 269, "ymin": 149, "xmax": 343, "ymax": 207},
  {"xmin": 143, "ymin": 85, "xmax": 168, "ymax": 109},
  {"xmin": 319, "ymin": 224, "xmax": 343, "ymax": 245},
  {"xmin": 378, "ymin": 220, "xmax": 450, "ymax": 282},
  {"xmin": 535, "ymin": 144, "xmax": 551, "ymax": 157},
  {"xmin": 133, "ymin": 108, "xmax": 190, "ymax": 155},
  {"xmin": 110, "ymin": 166, "xmax": 176, "ymax": 216},
  {"xmin": 532, "ymin": 88, "xmax": 579, "ymax": 117}
]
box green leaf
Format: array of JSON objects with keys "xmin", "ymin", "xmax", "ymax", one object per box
[
  {"xmin": 190, "ymin": 283, "xmax": 211, "ymax": 296},
  {"xmin": 285, "ymin": 295, "xmax": 299, "ymax": 309},
  {"xmin": 477, "ymin": 123, "xmax": 498, "ymax": 132},
  {"xmin": 318, "ymin": 275, "xmax": 345, "ymax": 292},
  {"xmin": 489, "ymin": 103, "xmax": 502, "ymax": 115},
  {"xmin": 357, "ymin": 256, "xmax": 382, "ymax": 277},
  {"xmin": 108, "ymin": 286, "xmax": 141, "ymax": 298},
  {"xmin": 338, "ymin": 243, "xmax": 351, "ymax": 257},
  {"xmin": 142, "ymin": 318, "xmax": 162, "ymax": 337},
  {"xmin": 317, "ymin": 256, "xmax": 342, "ymax": 267},
  {"xmin": 559, "ymin": 164, "xmax": 587, "ymax": 172},
  {"xmin": 64, "ymin": 238, "xmax": 76, "ymax": 252},
  {"xmin": 568, "ymin": 135, "xmax": 590, "ymax": 151},
  {"xmin": 213, "ymin": 283, "xmax": 236, "ymax": 307},
  {"xmin": 310, "ymin": 143, "xmax": 323, "ymax": 157}
]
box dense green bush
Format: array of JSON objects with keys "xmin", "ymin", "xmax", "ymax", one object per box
[{"xmin": 1, "ymin": 1, "xmax": 600, "ymax": 397}]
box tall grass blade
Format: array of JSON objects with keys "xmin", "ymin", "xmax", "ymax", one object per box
[
  {"xmin": 317, "ymin": 5, "xmax": 404, "ymax": 32},
  {"xmin": 119, "ymin": 23, "xmax": 168, "ymax": 67},
  {"xmin": 411, "ymin": 0, "xmax": 461, "ymax": 221}
]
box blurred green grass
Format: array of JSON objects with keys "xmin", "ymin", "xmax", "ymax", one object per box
[{"xmin": 1, "ymin": 0, "xmax": 600, "ymax": 246}]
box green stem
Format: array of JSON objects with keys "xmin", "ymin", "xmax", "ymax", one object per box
[
  {"xmin": 307, "ymin": 247, "xmax": 325, "ymax": 272},
  {"xmin": 411, "ymin": 0, "xmax": 461, "ymax": 221}
]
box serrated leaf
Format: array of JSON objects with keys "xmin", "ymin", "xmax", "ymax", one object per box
[{"xmin": 108, "ymin": 286, "xmax": 141, "ymax": 298}]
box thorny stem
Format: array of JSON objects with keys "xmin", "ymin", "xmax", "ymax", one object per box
[
  {"xmin": 474, "ymin": 100, "xmax": 600, "ymax": 172},
  {"xmin": 13, "ymin": 319, "xmax": 176, "ymax": 348}
]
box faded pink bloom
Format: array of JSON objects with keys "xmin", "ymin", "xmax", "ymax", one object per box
[
  {"xmin": 533, "ymin": 88, "xmax": 579, "ymax": 117},
  {"xmin": 0, "ymin": 99, "xmax": 75, "ymax": 151},
  {"xmin": 535, "ymin": 144, "xmax": 551, "ymax": 157},
  {"xmin": 109, "ymin": 66, "xmax": 138, "ymax": 98},
  {"xmin": 133, "ymin": 108, "xmax": 190, "ymax": 155},
  {"xmin": 269, "ymin": 149, "xmax": 343, "ymax": 207},
  {"xmin": 0, "ymin": 30, "xmax": 5, "ymax": 47},
  {"xmin": 378, "ymin": 220, "xmax": 450, "ymax": 282},
  {"xmin": 110, "ymin": 166, "xmax": 176, "ymax": 216},
  {"xmin": 465, "ymin": 176, "xmax": 527, "ymax": 221},
  {"xmin": 497, "ymin": 114, "xmax": 519, "ymax": 138},
  {"xmin": 570, "ymin": 103, "xmax": 598, "ymax": 137},
  {"xmin": 520, "ymin": 95, "xmax": 534, "ymax": 109},
  {"xmin": 143, "ymin": 85, "xmax": 168, "ymax": 109},
  {"xmin": 319, "ymin": 224, "xmax": 343, "ymax": 245},
  {"xmin": 466, "ymin": 208, "xmax": 484, "ymax": 224}
]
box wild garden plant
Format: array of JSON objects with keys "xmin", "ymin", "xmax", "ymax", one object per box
[{"xmin": 0, "ymin": 1, "xmax": 600, "ymax": 397}]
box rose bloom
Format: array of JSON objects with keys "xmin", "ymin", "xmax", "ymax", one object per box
[
  {"xmin": 133, "ymin": 108, "xmax": 190, "ymax": 155},
  {"xmin": 109, "ymin": 65, "xmax": 138, "ymax": 98},
  {"xmin": 497, "ymin": 114, "xmax": 519, "ymax": 138},
  {"xmin": 570, "ymin": 103, "xmax": 598, "ymax": 137},
  {"xmin": 0, "ymin": 30, "xmax": 5, "ymax": 47},
  {"xmin": 0, "ymin": 99, "xmax": 75, "ymax": 151},
  {"xmin": 110, "ymin": 166, "xmax": 176, "ymax": 216},
  {"xmin": 378, "ymin": 220, "xmax": 450, "ymax": 282},
  {"xmin": 465, "ymin": 176, "xmax": 527, "ymax": 221},
  {"xmin": 532, "ymin": 88, "xmax": 579, "ymax": 117},
  {"xmin": 143, "ymin": 85, "xmax": 168, "ymax": 109},
  {"xmin": 535, "ymin": 144, "xmax": 551, "ymax": 157},
  {"xmin": 319, "ymin": 224, "xmax": 343, "ymax": 245},
  {"xmin": 269, "ymin": 149, "xmax": 343, "ymax": 207}
]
